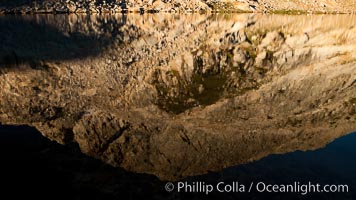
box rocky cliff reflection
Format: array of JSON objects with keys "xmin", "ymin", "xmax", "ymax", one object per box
[
  {"xmin": 0, "ymin": 14, "xmax": 130, "ymax": 66},
  {"xmin": 0, "ymin": 14, "xmax": 355, "ymax": 180}
]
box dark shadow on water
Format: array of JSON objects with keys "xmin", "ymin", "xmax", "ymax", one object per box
[
  {"xmin": 183, "ymin": 132, "xmax": 356, "ymax": 200},
  {"xmin": 0, "ymin": 125, "xmax": 165, "ymax": 200},
  {"xmin": 0, "ymin": 14, "xmax": 127, "ymax": 69},
  {"xmin": 0, "ymin": 125, "xmax": 355, "ymax": 200},
  {"xmin": 0, "ymin": 0, "xmax": 28, "ymax": 8}
]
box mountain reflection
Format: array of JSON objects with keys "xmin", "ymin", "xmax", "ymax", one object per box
[
  {"xmin": 0, "ymin": 14, "xmax": 355, "ymax": 180},
  {"xmin": 0, "ymin": 14, "xmax": 130, "ymax": 67}
]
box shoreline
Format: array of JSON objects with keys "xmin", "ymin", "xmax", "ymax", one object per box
[
  {"xmin": 1, "ymin": 0, "xmax": 356, "ymax": 15},
  {"xmin": 1, "ymin": 10, "xmax": 356, "ymax": 15}
]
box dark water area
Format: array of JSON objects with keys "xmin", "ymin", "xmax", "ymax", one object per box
[
  {"xmin": 185, "ymin": 131, "xmax": 356, "ymax": 200},
  {"xmin": 0, "ymin": 125, "xmax": 355, "ymax": 200},
  {"xmin": 0, "ymin": 14, "xmax": 112, "ymax": 67},
  {"xmin": 0, "ymin": 125, "xmax": 166, "ymax": 200},
  {"xmin": 0, "ymin": 13, "xmax": 355, "ymax": 200}
]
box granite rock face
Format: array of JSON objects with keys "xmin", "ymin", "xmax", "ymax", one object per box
[
  {"xmin": 0, "ymin": 14, "xmax": 355, "ymax": 180},
  {"xmin": 1, "ymin": 0, "xmax": 356, "ymax": 13}
]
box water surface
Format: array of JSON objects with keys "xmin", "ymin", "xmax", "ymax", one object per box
[
  {"xmin": 0, "ymin": 125, "xmax": 355, "ymax": 199},
  {"xmin": 0, "ymin": 13, "xmax": 355, "ymax": 186}
]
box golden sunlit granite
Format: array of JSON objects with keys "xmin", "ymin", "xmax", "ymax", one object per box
[
  {"xmin": 1, "ymin": 0, "xmax": 356, "ymax": 13},
  {"xmin": 0, "ymin": 14, "xmax": 355, "ymax": 180}
]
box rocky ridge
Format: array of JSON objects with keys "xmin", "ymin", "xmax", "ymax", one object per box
[
  {"xmin": 0, "ymin": 14, "xmax": 355, "ymax": 180},
  {"xmin": 0, "ymin": 0, "xmax": 356, "ymax": 14}
]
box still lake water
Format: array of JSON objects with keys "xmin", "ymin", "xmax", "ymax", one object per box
[
  {"xmin": 0, "ymin": 13, "xmax": 355, "ymax": 199},
  {"xmin": 0, "ymin": 126, "xmax": 355, "ymax": 199}
]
